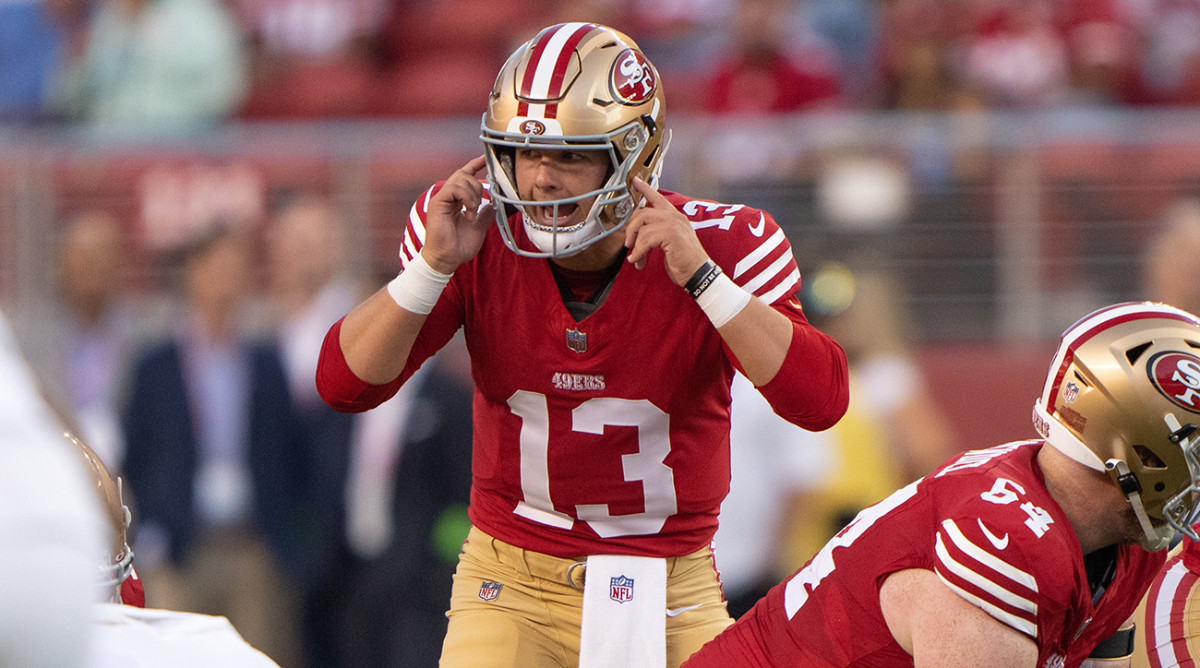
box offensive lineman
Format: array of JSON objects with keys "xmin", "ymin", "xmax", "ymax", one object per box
[
  {"xmin": 315, "ymin": 21, "xmax": 849, "ymax": 668},
  {"xmin": 684, "ymin": 302, "xmax": 1200, "ymax": 667}
]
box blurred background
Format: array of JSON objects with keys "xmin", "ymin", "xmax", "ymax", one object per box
[{"xmin": 5, "ymin": 0, "xmax": 1200, "ymax": 665}]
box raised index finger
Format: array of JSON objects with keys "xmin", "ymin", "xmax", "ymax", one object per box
[
  {"xmin": 462, "ymin": 155, "xmax": 488, "ymax": 178},
  {"xmin": 632, "ymin": 176, "xmax": 669, "ymax": 208}
]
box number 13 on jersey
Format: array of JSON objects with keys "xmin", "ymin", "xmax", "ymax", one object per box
[{"xmin": 508, "ymin": 390, "xmax": 680, "ymax": 538}]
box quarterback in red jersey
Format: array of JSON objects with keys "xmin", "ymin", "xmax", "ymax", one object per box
[
  {"xmin": 684, "ymin": 302, "xmax": 1200, "ymax": 668},
  {"xmin": 316, "ymin": 21, "xmax": 848, "ymax": 668}
]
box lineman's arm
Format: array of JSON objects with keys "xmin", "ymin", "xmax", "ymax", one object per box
[{"xmin": 880, "ymin": 568, "xmax": 1039, "ymax": 667}]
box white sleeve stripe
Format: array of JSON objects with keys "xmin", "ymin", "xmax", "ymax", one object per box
[
  {"xmin": 935, "ymin": 533, "xmax": 1037, "ymax": 615},
  {"xmin": 732, "ymin": 227, "xmax": 784, "ymax": 279},
  {"xmin": 941, "ymin": 519, "xmax": 1039, "ymax": 591},
  {"xmin": 936, "ymin": 571, "xmax": 1039, "ymax": 639},
  {"xmin": 1150, "ymin": 560, "xmax": 1191, "ymax": 668},
  {"xmin": 410, "ymin": 191, "xmax": 429, "ymax": 246},
  {"xmin": 757, "ymin": 268, "xmax": 800, "ymax": 306},
  {"xmin": 401, "ymin": 231, "xmax": 418, "ymax": 266},
  {"xmin": 740, "ymin": 248, "xmax": 795, "ymax": 297}
]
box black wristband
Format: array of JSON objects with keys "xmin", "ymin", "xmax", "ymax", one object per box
[
  {"xmin": 1089, "ymin": 624, "xmax": 1135, "ymax": 659},
  {"xmin": 685, "ymin": 261, "xmax": 722, "ymax": 299}
]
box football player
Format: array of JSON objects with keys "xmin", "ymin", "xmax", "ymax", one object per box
[
  {"xmin": 1133, "ymin": 536, "xmax": 1200, "ymax": 667},
  {"xmin": 63, "ymin": 431, "xmax": 143, "ymax": 607},
  {"xmin": 315, "ymin": 21, "xmax": 849, "ymax": 668},
  {"xmin": 0, "ymin": 308, "xmax": 108, "ymax": 668},
  {"xmin": 683, "ymin": 301, "xmax": 1200, "ymax": 668}
]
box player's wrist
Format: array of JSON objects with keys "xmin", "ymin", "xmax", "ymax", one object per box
[
  {"xmin": 420, "ymin": 248, "xmax": 460, "ymax": 275},
  {"xmin": 387, "ymin": 251, "xmax": 453, "ymax": 315},
  {"xmin": 684, "ymin": 260, "xmax": 721, "ymax": 298},
  {"xmin": 687, "ymin": 261, "xmax": 751, "ymax": 328}
]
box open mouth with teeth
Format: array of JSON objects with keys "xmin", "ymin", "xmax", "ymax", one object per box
[{"xmin": 524, "ymin": 202, "xmax": 586, "ymax": 233}]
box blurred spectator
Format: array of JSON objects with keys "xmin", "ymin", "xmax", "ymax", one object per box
[
  {"xmin": 1055, "ymin": 0, "xmax": 1139, "ymax": 107},
  {"xmin": 1142, "ymin": 196, "xmax": 1200, "ymax": 313},
  {"xmin": 120, "ymin": 223, "xmax": 305, "ymax": 667},
  {"xmin": 0, "ymin": 0, "xmax": 76, "ymax": 124},
  {"xmin": 235, "ymin": 0, "xmax": 389, "ymax": 119},
  {"xmin": 814, "ymin": 259, "xmax": 956, "ymax": 482},
  {"xmin": 372, "ymin": 0, "xmax": 533, "ymax": 116},
  {"xmin": 49, "ymin": 0, "xmax": 248, "ymax": 134},
  {"xmin": 262, "ymin": 195, "xmax": 474, "ymax": 667},
  {"xmin": 804, "ymin": 0, "xmax": 881, "ymax": 106},
  {"xmin": 703, "ymin": 0, "xmax": 842, "ymax": 114},
  {"xmin": 954, "ymin": 0, "xmax": 1073, "ymax": 109},
  {"xmin": 264, "ymin": 193, "xmax": 360, "ymax": 668},
  {"xmin": 1122, "ymin": 0, "xmax": 1200, "ymax": 105},
  {"xmin": 16, "ymin": 211, "xmax": 139, "ymax": 470},
  {"xmin": 267, "ymin": 194, "xmax": 363, "ymax": 409},
  {"xmin": 874, "ymin": 0, "xmax": 971, "ymax": 110},
  {"xmin": 336, "ymin": 336, "xmax": 474, "ymax": 668},
  {"xmin": 713, "ymin": 373, "xmax": 836, "ymax": 618}
]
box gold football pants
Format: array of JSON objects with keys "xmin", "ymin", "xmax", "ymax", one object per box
[{"xmin": 439, "ymin": 526, "xmax": 733, "ymax": 668}]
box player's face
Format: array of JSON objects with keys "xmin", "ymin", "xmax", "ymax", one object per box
[{"xmin": 514, "ymin": 147, "xmax": 610, "ymax": 229}]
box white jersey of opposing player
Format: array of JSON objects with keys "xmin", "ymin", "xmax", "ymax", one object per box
[
  {"xmin": 86, "ymin": 603, "xmax": 281, "ymax": 667},
  {"xmin": 0, "ymin": 308, "xmax": 109, "ymax": 668}
]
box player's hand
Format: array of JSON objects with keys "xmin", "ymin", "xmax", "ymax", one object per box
[
  {"xmin": 422, "ymin": 155, "xmax": 492, "ymax": 274},
  {"xmin": 624, "ymin": 176, "xmax": 709, "ymax": 286}
]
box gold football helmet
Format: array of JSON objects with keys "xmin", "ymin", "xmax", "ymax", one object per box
[
  {"xmin": 64, "ymin": 432, "xmax": 134, "ymax": 600},
  {"xmin": 481, "ymin": 22, "xmax": 669, "ymax": 257},
  {"xmin": 1033, "ymin": 302, "xmax": 1200, "ymax": 550}
]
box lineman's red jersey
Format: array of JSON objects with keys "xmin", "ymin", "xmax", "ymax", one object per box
[
  {"xmin": 683, "ymin": 441, "xmax": 1166, "ymax": 667},
  {"xmin": 317, "ymin": 185, "xmax": 848, "ymax": 558}
]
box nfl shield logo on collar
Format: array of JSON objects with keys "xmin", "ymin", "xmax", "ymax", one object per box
[
  {"xmin": 478, "ymin": 580, "xmax": 503, "ymax": 602},
  {"xmin": 566, "ymin": 328, "xmax": 587, "ymax": 353},
  {"xmin": 610, "ymin": 575, "xmax": 634, "ymax": 603}
]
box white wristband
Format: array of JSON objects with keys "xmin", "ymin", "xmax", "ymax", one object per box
[
  {"xmin": 386, "ymin": 252, "xmax": 453, "ymax": 314},
  {"xmin": 696, "ymin": 272, "xmax": 752, "ymax": 328}
]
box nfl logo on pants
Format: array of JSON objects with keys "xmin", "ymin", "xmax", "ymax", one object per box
[{"xmin": 610, "ymin": 575, "xmax": 634, "ymax": 603}]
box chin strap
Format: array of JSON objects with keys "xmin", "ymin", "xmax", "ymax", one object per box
[{"xmin": 1105, "ymin": 458, "xmax": 1173, "ymax": 551}]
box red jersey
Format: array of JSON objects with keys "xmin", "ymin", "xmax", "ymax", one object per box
[
  {"xmin": 1139, "ymin": 538, "xmax": 1200, "ymax": 667},
  {"xmin": 120, "ymin": 566, "xmax": 145, "ymax": 608},
  {"xmin": 317, "ymin": 185, "xmax": 847, "ymax": 558},
  {"xmin": 683, "ymin": 442, "xmax": 1166, "ymax": 667}
]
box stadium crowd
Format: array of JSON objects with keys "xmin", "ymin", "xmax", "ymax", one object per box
[{"xmin": 3, "ymin": 0, "xmax": 1200, "ymax": 131}]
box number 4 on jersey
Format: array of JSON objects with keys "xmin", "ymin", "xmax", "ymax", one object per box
[{"xmin": 979, "ymin": 477, "xmax": 1054, "ymax": 538}]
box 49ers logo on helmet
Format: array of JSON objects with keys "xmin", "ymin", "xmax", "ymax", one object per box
[
  {"xmin": 520, "ymin": 120, "xmax": 546, "ymax": 135},
  {"xmin": 610, "ymin": 49, "xmax": 656, "ymax": 105},
  {"xmin": 1149, "ymin": 351, "xmax": 1200, "ymax": 412}
]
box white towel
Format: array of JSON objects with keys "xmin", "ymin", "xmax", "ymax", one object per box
[{"xmin": 579, "ymin": 555, "xmax": 667, "ymax": 668}]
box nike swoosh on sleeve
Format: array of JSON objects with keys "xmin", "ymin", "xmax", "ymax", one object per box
[{"xmin": 977, "ymin": 519, "xmax": 1009, "ymax": 550}]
